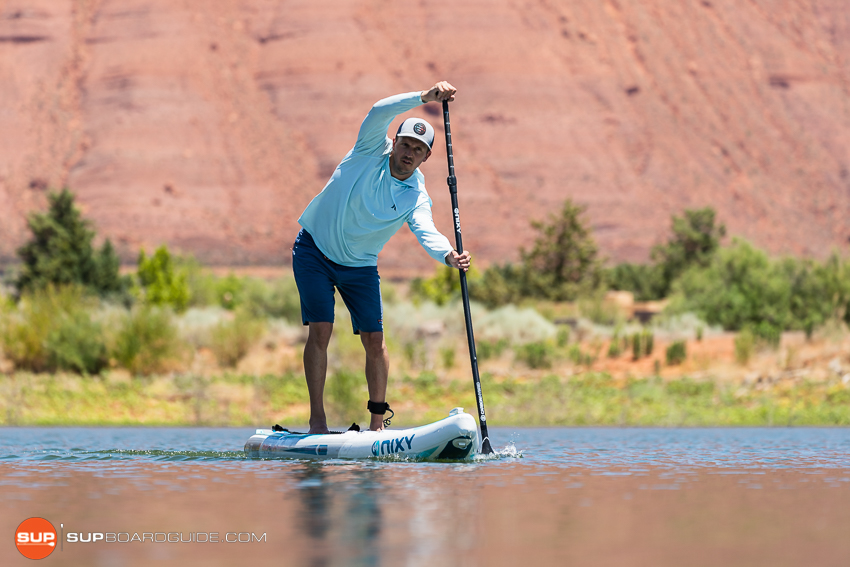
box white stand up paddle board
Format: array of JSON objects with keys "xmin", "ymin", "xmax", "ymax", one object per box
[{"xmin": 244, "ymin": 407, "xmax": 478, "ymax": 460}]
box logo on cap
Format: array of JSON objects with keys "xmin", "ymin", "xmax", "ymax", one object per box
[{"xmin": 413, "ymin": 122, "xmax": 427, "ymax": 135}]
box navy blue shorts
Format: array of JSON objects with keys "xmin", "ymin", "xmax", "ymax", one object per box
[{"xmin": 292, "ymin": 229, "xmax": 383, "ymax": 334}]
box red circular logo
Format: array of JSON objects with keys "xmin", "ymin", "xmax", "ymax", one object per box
[{"xmin": 15, "ymin": 518, "xmax": 57, "ymax": 560}]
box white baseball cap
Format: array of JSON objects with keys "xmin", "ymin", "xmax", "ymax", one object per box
[{"xmin": 396, "ymin": 117, "xmax": 435, "ymax": 149}]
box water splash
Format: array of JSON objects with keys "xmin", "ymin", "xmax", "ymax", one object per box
[{"xmin": 474, "ymin": 442, "xmax": 523, "ymax": 461}]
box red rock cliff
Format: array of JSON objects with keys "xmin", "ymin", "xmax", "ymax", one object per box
[{"xmin": 2, "ymin": 0, "xmax": 849, "ymax": 273}]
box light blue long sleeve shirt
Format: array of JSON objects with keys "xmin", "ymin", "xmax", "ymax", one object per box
[{"xmin": 298, "ymin": 92, "xmax": 454, "ymax": 267}]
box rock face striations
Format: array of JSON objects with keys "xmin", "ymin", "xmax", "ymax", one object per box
[{"xmin": 2, "ymin": 0, "xmax": 849, "ymax": 272}]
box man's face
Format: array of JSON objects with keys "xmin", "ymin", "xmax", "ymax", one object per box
[{"xmin": 390, "ymin": 136, "xmax": 431, "ymax": 179}]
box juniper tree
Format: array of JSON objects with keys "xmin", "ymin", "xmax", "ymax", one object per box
[
  {"xmin": 15, "ymin": 188, "xmax": 125, "ymax": 297},
  {"xmin": 467, "ymin": 198, "xmax": 602, "ymax": 306},
  {"xmin": 651, "ymin": 207, "xmax": 726, "ymax": 292},
  {"xmin": 609, "ymin": 207, "xmax": 726, "ymax": 300},
  {"xmin": 519, "ymin": 198, "xmax": 602, "ymax": 301}
]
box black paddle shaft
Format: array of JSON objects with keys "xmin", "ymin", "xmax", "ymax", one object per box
[{"xmin": 442, "ymin": 100, "xmax": 494, "ymax": 455}]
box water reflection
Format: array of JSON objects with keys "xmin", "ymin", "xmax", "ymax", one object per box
[
  {"xmin": 290, "ymin": 463, "xmax": 383, "ymax": 567},
  {"xmin": 296, "ymin": 463, "xmax": 333, "ymax": 540},
  {"xmin": 2, "ymin": 428, "xmax": 850, "ymax": 565}
]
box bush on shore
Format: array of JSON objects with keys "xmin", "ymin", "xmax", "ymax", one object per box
[
  {"xmin": 668, "ymin": 240, "xmax": 850, "ymax": 339},
  {"xmin": 5, "ymin": 194, "xmax": 850, "ymax": 385},
  {"xmin": 177, "ymin": 257, "xmax": 301, "ymax": 322},
  {"xmin": 112, "ymin": 305, "xmax": 184, "ymax": 375},
  {"xmin": 15, "ymin": 189, "xmax": 129, "ymax": 299},
  {"xmin": 136, "ymin": 246, "xmax": 190, "ymax": 312},
  {"xmin": 0, "ymin": 271, "xmax": 302, "ymax": 377},
  {"xmin": 209, "ymin": 309, "xmax": 266, "ymax": 367},
  {"xmin": 0, "ymin": 285, "xmax": 107, "ymax": 374},
  {"xmin": 609, "ymin": 207, "xmax": 726, "ymax": 301},
  {"xmin": 436, "ymin": 199, "xmax": 603, "ymax": 308}
]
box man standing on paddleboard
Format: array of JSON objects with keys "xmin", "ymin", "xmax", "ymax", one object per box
[{"xmin": 293, "ymin": 81, "xmax": 471, "ymax": 433}]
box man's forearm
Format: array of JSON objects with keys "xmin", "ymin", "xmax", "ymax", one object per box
[{"xmin": 354, "ymin": 92, "xmax": 425, "ymax": 153}]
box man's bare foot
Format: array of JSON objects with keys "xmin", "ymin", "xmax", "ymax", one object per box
[
  {"xmin": 308, "ymin": 423, "xmax": 330, "ymax": 434},
  {"xmin": 369, "ymin": 416, "xmax": 384, "ymax": 432}
]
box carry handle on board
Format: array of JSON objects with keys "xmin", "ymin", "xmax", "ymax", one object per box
[{"xmin": 442, "ymin": 99, "xmax": 494, "ymax": 455}]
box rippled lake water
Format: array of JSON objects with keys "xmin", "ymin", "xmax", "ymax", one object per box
[{"xmin": 3, "ymin": 427, "xmax": 850, "ymax": 566}]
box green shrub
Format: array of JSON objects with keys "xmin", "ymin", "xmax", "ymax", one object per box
[
  {"xmin": 15, "ymin": 189, "xmax": 127, "ymax": 297},
  {"xmin": 475, "ymin": 305, "xmax": 557, "ymax": 346},
  {"xmin": 735, "ymin": 328, "xmax": 755, "ymax": 365},
  {"xmin": 520, "ymin": 199, "xmax": 603, "ymax": 301},
  {"xmin": 476, "ymin": 339, "xmax": 508, "ymax": 361},
  {"xmin": 607, "ymin": 336, "xmax": 622, "ymax": 358},
  {"xmin": 0, "ymin": 285, "xmax": 105, "ymax": 373},
  {"xmin": 568, "ymin": 344, "xmax": 595, "ymax": 366},
  {"xmin": 467, "ymin": 263, "xmax": 525, "ymax": 308},
  {"xmin": 402, "ymin": 339, "xmax": 425, "ymax": 368},
  {"xmin": 112, "ymin": 306, "xmax": 182, "ymax": 375},
  {"xmin": 0, "ymin": 290, "xmax": 56, "ymax": 372},
  {"xmin": 410, "ymin": 371, "xmax": 442, "ymax": 398},
  {"xmin": 327, "ymin": 369, "xmax": 363, "ymax": 424},
  {"xmin": 516, "ymin": 341, "xmax": 554, "ymax": 369},
  {"xmin": 411, "ymin": 265, "xmax": 466, "ymax": 306},
  {"xmin": 440, "ymin": 346, "xmax": 456, "ymax": 369},
  {"xmin": 670, "ymin": 239, "xmax": 792, "ymax": 332},
  {"xmin": 468, "ymin": 199, "xmax": 602, "ymax": 306},
  {"xmin": 654, "ymin": 238, "xmax": 850, "ymax": 337},
  {"xmin": 209, "ymin": 309, "xmax": 266, "ymax": 367},
  {"xmin": 208, "ymin": 273, "xmax": 292, "ymax": 314},
  {"xmin": 241, "ymin": 277, "xmax": 301, "ymax": 321},
  {"xmin": 46, "ymin": 309, "xmax": 107, "ymax": 374},
  {"xmin": 644, "ymin": 330, "xmax": 654, "ymax": 356},
  {"xmin": 826, "ymin": 386, "xmax": 850, "ymax": 405},
  {"xmin": 631, "ymin": 333, "xmax": 642, "ymax": 360},
  {"xmin": 215, "ymin": 274, "xmax": 243, "ymax": 310},
  {"xmin": 781, "ymin": 253, "xmax": 850, "ymax": 335},
  {"xmin": 630, "ymin": 329, "xmax": 655, "ymax": 360},
  {"xmin": 556, "ymin": 328, "xmax": 570, "ymax": 347},
  {"xmin": 176, "ymin": 256, "xmax": 301, "ymax": 322},
  {"xmin": 176, "ymin": 255, "xmax": 218, "ymax": 307},
  {"xmin": 92, "ymin": 239, "xmax": 128, "ymax": 298},
  {"xmin": 651, "ymin": 208, "xmax": 726, "ymax": 297},
  {"xmin": 666, "ymin": 378, "xmax": 714, "ymax": 397},
  {"xmin": 668, "ymin": 241, "xmax": 850, "ymax": 338},
  {"xmin": 608, "ymin": 207, "xmax": 725, "ymax": 300},
  {"xmin": 665, "ymin": 340, "xmax": 687, "ymax": 366},
  {"xmin": 753, "ymin": 320, "xmax": 781, "ymax": 348},
  {"xmin": 608, "ymin": 262, "xmax": 666, "ymax": 301},
  {"xmin": 577, "ymin": 292, "xmax": 624, "ymax": 326},
  {"xmin": 136, "ymin": 246, "xmax": 190, "ymax": 312}
]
